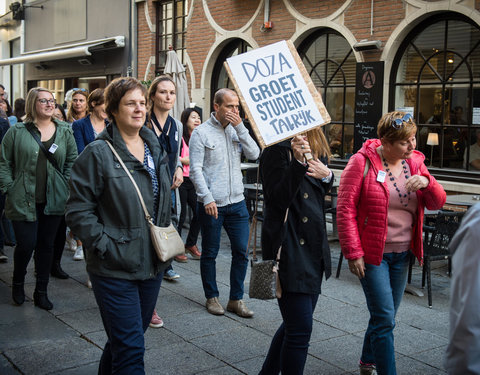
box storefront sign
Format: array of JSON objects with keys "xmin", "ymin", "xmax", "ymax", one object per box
[
  {"xmin": 225, "ymin": 40, "xmax": 331, "ymax": 148},
  {"xmin": 353, "ymin": 61, "xmax": 384, "ymax": 152}
]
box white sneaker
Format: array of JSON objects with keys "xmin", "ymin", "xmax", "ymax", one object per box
[
  {"xmin": 73, "ymin": 246, "xmax": 84, "ymax": 261},
  {"xmin": 65, "ymin": 232, "xmax": 77, "ymax": 252}
]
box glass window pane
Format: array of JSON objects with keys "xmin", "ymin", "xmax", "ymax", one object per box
[
  {"xmin": 166, "ymin": 3, "xmax": 173, "ymax": 19},
  {"xmin": 447, "ymin": 20, "xmax": 480, "ymax": 56},
  {"xmin": 418, "ymin": 86, "xmax": 444, "ymax": 125},
  {"xmin": 412, "ymin": 21, "xmax": 445, "ymax": 59},
  {"xmin": 420, "ymin": 55, "xmax": 443, "ymax": 82},
  {"xmin": 396, "ymin": 45, "xmax": 421, "ymax": 83},
  {"xmin": 394, "ymin": 85, "xmax": 417, "ymax": 117}
]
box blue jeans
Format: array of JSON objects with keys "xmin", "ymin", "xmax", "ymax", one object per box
[
  {"xmin": 360, "ymin": 251, "xmax": 410, "ymax": 375},
  {"xmin": 89, "ymin": 272, "xmax": 162, "ymax": 375},
  {"xmin": 198, "ymin": 200, "xmax": 249, "ymax": 300},
  {"xmin": 260, "ymin": 293, "xmax": 319, "ymax": 375}
]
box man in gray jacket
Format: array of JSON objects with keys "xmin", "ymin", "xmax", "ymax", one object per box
[{"xmin": 190, "ymin": 88, "xmax": 260, "ymax": 318}]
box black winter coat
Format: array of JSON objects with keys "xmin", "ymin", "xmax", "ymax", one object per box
[{"xmin": 260, "ymin": 140, "xmax": 332, "ymax": 294}]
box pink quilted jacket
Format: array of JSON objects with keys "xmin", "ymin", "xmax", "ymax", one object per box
[{"xmin": 337, "ymin": 139, "xmax": 446, "ymax": 266}]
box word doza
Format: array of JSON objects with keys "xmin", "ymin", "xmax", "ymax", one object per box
[{"xmin": 242, "ymin": 54, "xmax": 317, "ymax": 135}]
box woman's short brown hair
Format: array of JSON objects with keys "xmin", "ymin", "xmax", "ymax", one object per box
[
  {"xmin": 105, "ymin": 77, "xmax": 147, "ymax": 121},
  {"xmin": 87, "ymin": 88, "xmax": 105, "ymax": 112},
  {"xmin": 377, "ymin": 111, "xmax": 417, "ymax": 144}
]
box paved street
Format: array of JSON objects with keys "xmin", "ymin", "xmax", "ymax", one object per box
[{"xmin": 0, "ymin": 227, "xmax": 451, "ymax": 374}]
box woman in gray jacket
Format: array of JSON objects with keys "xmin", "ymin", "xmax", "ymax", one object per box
[{"xmin": 66, "ymin": 77, "xmax": 172, "ymax": 374}]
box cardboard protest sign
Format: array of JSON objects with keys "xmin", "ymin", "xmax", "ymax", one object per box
[{"xmin": 224, "ymin": 40, "xmax": 330, "ymax": 148}]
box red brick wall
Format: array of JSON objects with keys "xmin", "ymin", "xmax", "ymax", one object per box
[
  {"xmin": 136, "ymin": 0, "xmax": 480, "ymax": 89},
  {"xmin": 289, "ymin": 0, "xmax": 347, "ymax": 19},
  {"xmin": 137, "ymin": 1, "xmax": 156, "ymax": 81},
  {"xmin": 207, "ymin": 0, "xmax": 259, "ymax": 31}
]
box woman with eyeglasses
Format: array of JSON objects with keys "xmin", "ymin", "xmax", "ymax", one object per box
[
  {"xmin": 67, "ymin": 88, "xmax": 88, "ymax": 123},
  {"xmin": 337, "ymin": 111, "xmax": 446, "ymax": 375},
  {"xmin": 0, "ymin": 87, "xmax": 77, "ymax": 310}
]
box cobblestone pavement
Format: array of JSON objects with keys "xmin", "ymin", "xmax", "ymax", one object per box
[{"xmin": 0, "ymin": 227, "xmax": 451, "ymax": 374}]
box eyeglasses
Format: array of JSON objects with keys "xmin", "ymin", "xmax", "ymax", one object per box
[
  {"xmin": 38, "ymin": 98, "xmax": 56, "ymax": 105},
  {"xmin": 391, "ymin": 113, "xmax": 413, "ymax": 129}
]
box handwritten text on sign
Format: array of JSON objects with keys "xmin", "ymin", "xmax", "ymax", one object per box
[{"xmin": 226, "ymin": 41, "xmax": 324, "ymax": 145}]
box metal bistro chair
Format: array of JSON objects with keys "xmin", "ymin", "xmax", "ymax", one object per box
[{"xmin": 421, "ymin": 210, "xmax": 465, "ymax": 308}]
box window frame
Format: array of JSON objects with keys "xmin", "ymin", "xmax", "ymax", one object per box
[
  {"xmin": 297, "ymin": 29, "xmax": 356, "ymax": 167},
  {"xmin": 155, "ymin": 0, "xmax": 188, "ymax": 75},
  {"xmin": 389, "ymin": 13, "xmax": 480, "ymax": 184}
]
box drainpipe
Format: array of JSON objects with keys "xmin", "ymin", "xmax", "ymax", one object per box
[
  {"xmin": 127, "ymin": 0, "xmax": 136, "ymax": 77},
  {"xmin": 370, "ymin": 0, "xmax": 374, "ymax": 35}
]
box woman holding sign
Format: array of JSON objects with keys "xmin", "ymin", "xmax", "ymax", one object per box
[
  {"xmin": 337, "ymin": 111, "xmax": 446, "ymax": 375},
  {"xmin": 259, "ymin": 129, "xmax": 333, "ymax": 375}
]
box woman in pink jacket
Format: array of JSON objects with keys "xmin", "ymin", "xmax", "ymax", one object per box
[{"xmin": 337, "ymin": 111, "xmax": 446, "ymax": 375}]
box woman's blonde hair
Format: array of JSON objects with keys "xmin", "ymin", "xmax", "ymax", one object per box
[
  {"xmin": 377, "ymin": 111, "xmax": 417, "ymax": 144},
  {"xmin": 67, "ymin": 89, "xmax": 88, "ymax": 122},
  {"xmin": 306, "ymin": 127, "xmax": 332, "ymax": 160},
  {"xmin": 24, "ymin": 87, "xmax": 54, "ymax": 124}
]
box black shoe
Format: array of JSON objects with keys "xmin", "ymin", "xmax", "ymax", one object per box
[
  {"xmin": 12, "ymin": 283, "xmax": 25, "ymax": 305},
  {"xmin": 33, "ymin": 290, "xmax": 53, "ymax": 310},
  {"xmin": 51, "ymin": 262, "xmax": 69, "ymax": 279},
  {"xmin": 0, "ymin": 249, "xmax": 7, "ymax": 263}
]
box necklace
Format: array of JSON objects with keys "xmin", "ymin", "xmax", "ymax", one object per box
[{"xmin": 382, "ymin": 154, "xmax": 411, "ymax": 207}]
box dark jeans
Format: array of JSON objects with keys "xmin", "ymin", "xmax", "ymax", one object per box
[
  {"xmin": 360, "ymin": 251, "xmax": 410, "ymax": 375},
  {"xmin": 260, "ymin": 292, "xmax": 319, "ymax": 375},
  {"xmin": 198, "ymin": 200, "xmax": 250, "ymax": 300},
  {"xmin": 178, "ymin": 177, "xmax": 200, "ymax": 246},
  {"xmin": 89, "ymin": 272, "xmax": 162, "ymax": 375},
  {"xmin": 12, "ymin": 204, "xmax": 62, "ymax": 290}
]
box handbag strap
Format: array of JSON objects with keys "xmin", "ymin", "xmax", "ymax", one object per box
[
  {"xmin": 26, "ymin": 125, "xmax": 61, "ymax": 173},
  {"xmin": 104, "ymin": 140, "xmax": 153, "ymax": 224}
]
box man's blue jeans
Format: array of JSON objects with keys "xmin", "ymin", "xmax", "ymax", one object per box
[
  {"xmin": 360, "ymin": 251, "xmax": 410, "ymax": 375},
  {"xmin": 89, "ymin": 272, "xmax": 162, "ymax": 375},
  {"xmin": 198, "ymin": 200, "xmax": 249, "ymax": 300},
  {"xmin": 260, "ymin": 292, "xmax": 319, "ymax": 375}
]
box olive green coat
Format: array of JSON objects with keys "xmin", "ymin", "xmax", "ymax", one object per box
[{"xmin": 0, "ymin": 119, "xmax": 78, "ymax": 221}]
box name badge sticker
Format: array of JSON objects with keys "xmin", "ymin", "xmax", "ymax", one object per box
[
  {"xmin": 377, "ymin": 170, "xmax": 386, "ymax": 183},
  {"xmin": 49, "ymin": 143, "xmax": 58, "ymax": 154},
  {"xmin": 147, "ymin": 155, "xmax": 155, "ymax": 170}
]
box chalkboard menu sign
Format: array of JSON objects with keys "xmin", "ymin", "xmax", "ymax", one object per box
[{"xmin": 353, "ymin": 61, "xmax": 384, "ymax": 152}]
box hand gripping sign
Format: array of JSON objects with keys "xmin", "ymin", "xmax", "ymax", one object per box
[{"xmin": 224, "ymin": 40, "xmax": 331, "ymax": 149}]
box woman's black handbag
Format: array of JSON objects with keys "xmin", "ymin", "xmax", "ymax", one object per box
[{"xmin": 247, "ymin": 169, "xmax": 284, "ymax": 300}]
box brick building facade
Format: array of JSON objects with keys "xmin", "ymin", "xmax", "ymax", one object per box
[{"xmin": 136, "ymin": 0, "xmax": 480, "ymax": 190}]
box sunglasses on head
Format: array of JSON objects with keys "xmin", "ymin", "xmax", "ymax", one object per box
[
  {"xmin": 73, "ymin": 88, "xmax": 88, "ymax": 93},
  {"xmin": 391, "ymin": 113, "xmax": 413, "ymax": 129}
]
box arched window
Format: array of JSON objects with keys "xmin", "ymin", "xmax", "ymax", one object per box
[
  {"xmin": 211, "ymin": 39, "xmax": 251, "ymax": 112},
  {"xmin": 298, "ymin": 29, "xmax": 356, "ymax": 160},
  {"xmin": 390, "ymin": 13, "xmax": 480, "ymax": 177}
]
